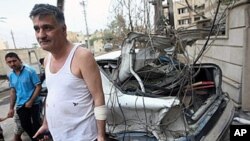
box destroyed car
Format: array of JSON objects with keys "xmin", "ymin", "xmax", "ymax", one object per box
[{"xmin": 96, "ymin": 32, "xmax": 235, "ymax": 141}]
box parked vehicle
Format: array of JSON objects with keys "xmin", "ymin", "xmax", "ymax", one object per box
[
  {"xmin": 104, "ymin": 43, "xmax": 113, "ymax": 52},
  {"xmin": 96, "ymin": 32, "xmax": 234, "ymax": 141}
]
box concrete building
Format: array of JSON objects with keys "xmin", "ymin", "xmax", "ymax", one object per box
[
  {"xmin": 91, "ymin": 31, "xmax": 105, "ymax": 55},
  {"xmin": 173, "ymin": 0, "xmax": 205, "ymax": 29},
  {"xmin": 186, "ymin": 0, "xmax": 250, "ymax": 111},
  {"xmin": 67, "ymin": 31, "xmax": 85, "ymax": 44},
  {"xmin": 161, "ymin": 0, "xmax": 250, "ymax": 111},
  {"xmin": 66, "ymin": 30, "xmax": 106, "ymax": 55},
  {"xmin": 172, "ymin": 0, "xmax": 227, "ymax": 30}
]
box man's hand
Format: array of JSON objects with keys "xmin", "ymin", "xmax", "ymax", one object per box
[
  {"xmin": 7, "ymin": 109, "xmax": 14, "ymax": 118},
  {"xmin": 97, "ymin": 135, "xmax": 106, "ymax": 141},
  {"xmin": 33, "ymin": 124, "xmax": 50, "ymax": 141},
  {"xmin": 25, "ymin": 101, "xmax": 33, "ymax": 108}
]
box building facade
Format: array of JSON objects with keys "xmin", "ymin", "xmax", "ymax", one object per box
[
  {"xmin": 186, "ymin": 0, "xmax": 250, "ymax": 111},
  {"xmin": 173, "ymin": 0, "xmax": 227, "ymax": 30}
]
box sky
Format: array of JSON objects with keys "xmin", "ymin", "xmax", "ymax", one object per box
[{"xmin": 0, "ymin": 0, "xmax": 111, "ymax": 49}]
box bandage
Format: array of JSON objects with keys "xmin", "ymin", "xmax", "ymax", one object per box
[{"xmin": 94, "ymin": 105, "xmax": 107, "ymax": 120}]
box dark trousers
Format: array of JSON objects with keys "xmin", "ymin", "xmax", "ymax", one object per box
[
  {"xmin": 0, "ymin": 125, "xmax": 4, "ymax": 140},
  {"xmin": 17, "ymin": 104, "xmax": 41, "ymax": 141}
]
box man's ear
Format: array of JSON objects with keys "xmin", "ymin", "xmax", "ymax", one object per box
[{"xmin": 63, "ymin": 25, "xmax": 67, "ymax": 33}]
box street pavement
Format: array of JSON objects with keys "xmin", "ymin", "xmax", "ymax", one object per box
[
  {"xmin": 0, "ymin": 80, "xmax": 31, "ymax": 141},
  {"xmin": 2, "ymin": 77, "xmax": 250, "ymax": 141}
]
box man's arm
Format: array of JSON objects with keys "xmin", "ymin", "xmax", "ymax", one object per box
[
  {"xmin": 8, "ymin": 88, "xmax": 16, "ymax": 118},
  {"xmin": 77, "ymin": 48, "xmax": 106, "ymax": 141},
  {"xmin": 33, "ymin": 116, "xmax": 49, "ymax": 139},
  {"xmin": 25, "ymin": 68, "xmax": 42, "ymax": 108},
  {"xmin": 25, "ymin": 84, "xmax": 42, "ymax": 108}
]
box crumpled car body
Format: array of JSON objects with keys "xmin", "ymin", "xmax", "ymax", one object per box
[{"xmin": 96, "ymin": 32, "xmax": 235, "ymax": 141}]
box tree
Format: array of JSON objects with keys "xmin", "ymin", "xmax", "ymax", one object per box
[
  {"xmin": 104, "ymin": 0, "xmax": 155, "ymax": 48},
  {"xmin": 105, "ymin": 14, "xmax": 128, "ymax": 48},
  {"xmin": 109, "ymin": 0, "xmax": 154, "ymax": 34}
]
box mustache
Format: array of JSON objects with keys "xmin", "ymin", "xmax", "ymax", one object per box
[
  {"xmin": 39, "ymin": 39, "xmax": 50, "ymax": 44},
  {"xmin": 38, "ymin": 36, "xmax": 49, "ymax": 42}
]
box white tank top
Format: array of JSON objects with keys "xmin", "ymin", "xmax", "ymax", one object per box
[{"xmin": 45, "ymin": 45, "xmax": 97, "ymax": 141}]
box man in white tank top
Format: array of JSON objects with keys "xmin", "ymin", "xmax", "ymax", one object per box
[{"xmin": 29, "ymin": 4, "xmax": 106, "ymax": 141}]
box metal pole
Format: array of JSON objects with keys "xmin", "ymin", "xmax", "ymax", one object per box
[
  {"xmin": 80, "ymin": 1, "xmax": 91, "ymax": 51},
  {"xmin": 168, "ymin": 0, "xmax": 175, "ymax": 28},
  {"xmin": 57, "ymin": 0, "xmax": 65, "ymax": 11},
  {"xmin": 10, "ymin": 30, "xmax": 17, "ymax": 49},
  {"xmin": 149, "ymin": 0, "xmax": 164, "ymax": 34}
]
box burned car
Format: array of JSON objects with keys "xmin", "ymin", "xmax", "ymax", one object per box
[{"xmin": 96, "ymin": 32, "xmax": 234, "ymax": 141}]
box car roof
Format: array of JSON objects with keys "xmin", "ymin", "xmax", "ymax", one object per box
[{"xmin": 95, "ymin": 50, "xmax": 121, "ymax": 61}]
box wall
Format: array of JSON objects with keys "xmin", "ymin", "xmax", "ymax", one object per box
[
  {"xmin": 242, "ymin": 2, "xmax": 250, "ymax": 111},
  {"xmin": 92, "ymin": 31, "xmax": 105, "ymax": 55},
  {"xmin": 187, "ymin": 1, "xmax": 250, "ymax": 111}
]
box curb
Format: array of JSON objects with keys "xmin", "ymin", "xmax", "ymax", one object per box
[{"xmin": 0, "ymin": 88, "xmax": 10, "ymax": 93}]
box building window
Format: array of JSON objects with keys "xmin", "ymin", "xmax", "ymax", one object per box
[
  {"xmin": 194, "ymin": 4, "xmax": 205, "ymax": 11},
  {"xmin": 178, "ymin": 7, "xmax": 189, "ymax": 14},
  {"xmin": 194, "ymin": 16, "xmax": 201, "ymax": 21},
  {"xmin": 178, "ymin": 18, "xmax": 191, "ymax": 25}
]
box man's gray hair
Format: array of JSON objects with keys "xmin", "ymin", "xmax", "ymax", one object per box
[{"xmin": 29, "ymin": 4, "xmax": 65, "ymax": 25}]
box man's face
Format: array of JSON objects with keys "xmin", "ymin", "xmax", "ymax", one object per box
[
  {"xmin": 5, "ymin": 57, "xmax": 22, "ymax": 71},
  {"xmin": 32, "ymin": 15, "xmax": 66, "ymax": 51}
]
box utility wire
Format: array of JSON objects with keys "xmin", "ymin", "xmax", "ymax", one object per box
[{"xmin": 193, "ymin": 0, "xmax": 221, "ymax": 64}]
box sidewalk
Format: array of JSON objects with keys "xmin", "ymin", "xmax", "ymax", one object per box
[{"xmin": 0, "ymin": 80, "xmax": 9, "ymax": 93}]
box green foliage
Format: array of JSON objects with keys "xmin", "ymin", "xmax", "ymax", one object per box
[
  {"xmin": 104, "ymin": 14, "xmax": 129, "ymax": 46},
  {"xmin": 89, "ymin": 38, "xmax": 95, "ymax": 46},
  {"xmin": 103, "ymin": 31, "xmax": 114, "ymax": 42},
  {"xmin": 89, "ymin": 36, "xmax": 101, "ymax": 46}
]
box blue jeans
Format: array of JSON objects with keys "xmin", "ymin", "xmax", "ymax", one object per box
[{"xmin": 17, "ymin": 104, "xmax": 41, "ymax": 141}]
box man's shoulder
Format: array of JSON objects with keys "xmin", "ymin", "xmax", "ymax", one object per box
[
  {"xmin": 75, "ymin": 47, "xmax": 94, "ymax": 60},
  {"xmin": 7, "ymin": 71, "xmax": 14, "ymax": 78},
  {"xmin": 23, "ymin": 65, "xmax": 37, "ymax": 74},
  {"xmin": 24, "ymin": 65, "xmax": 35, "ymax": 71},
  {"xmin": 76, "ymin": 46, "xmax": 92, "ymax": 54}
]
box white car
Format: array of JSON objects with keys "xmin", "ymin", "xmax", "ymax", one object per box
[{"xmin": 96, "ymin": 32, "xmax": 234, "ymax": 141}]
